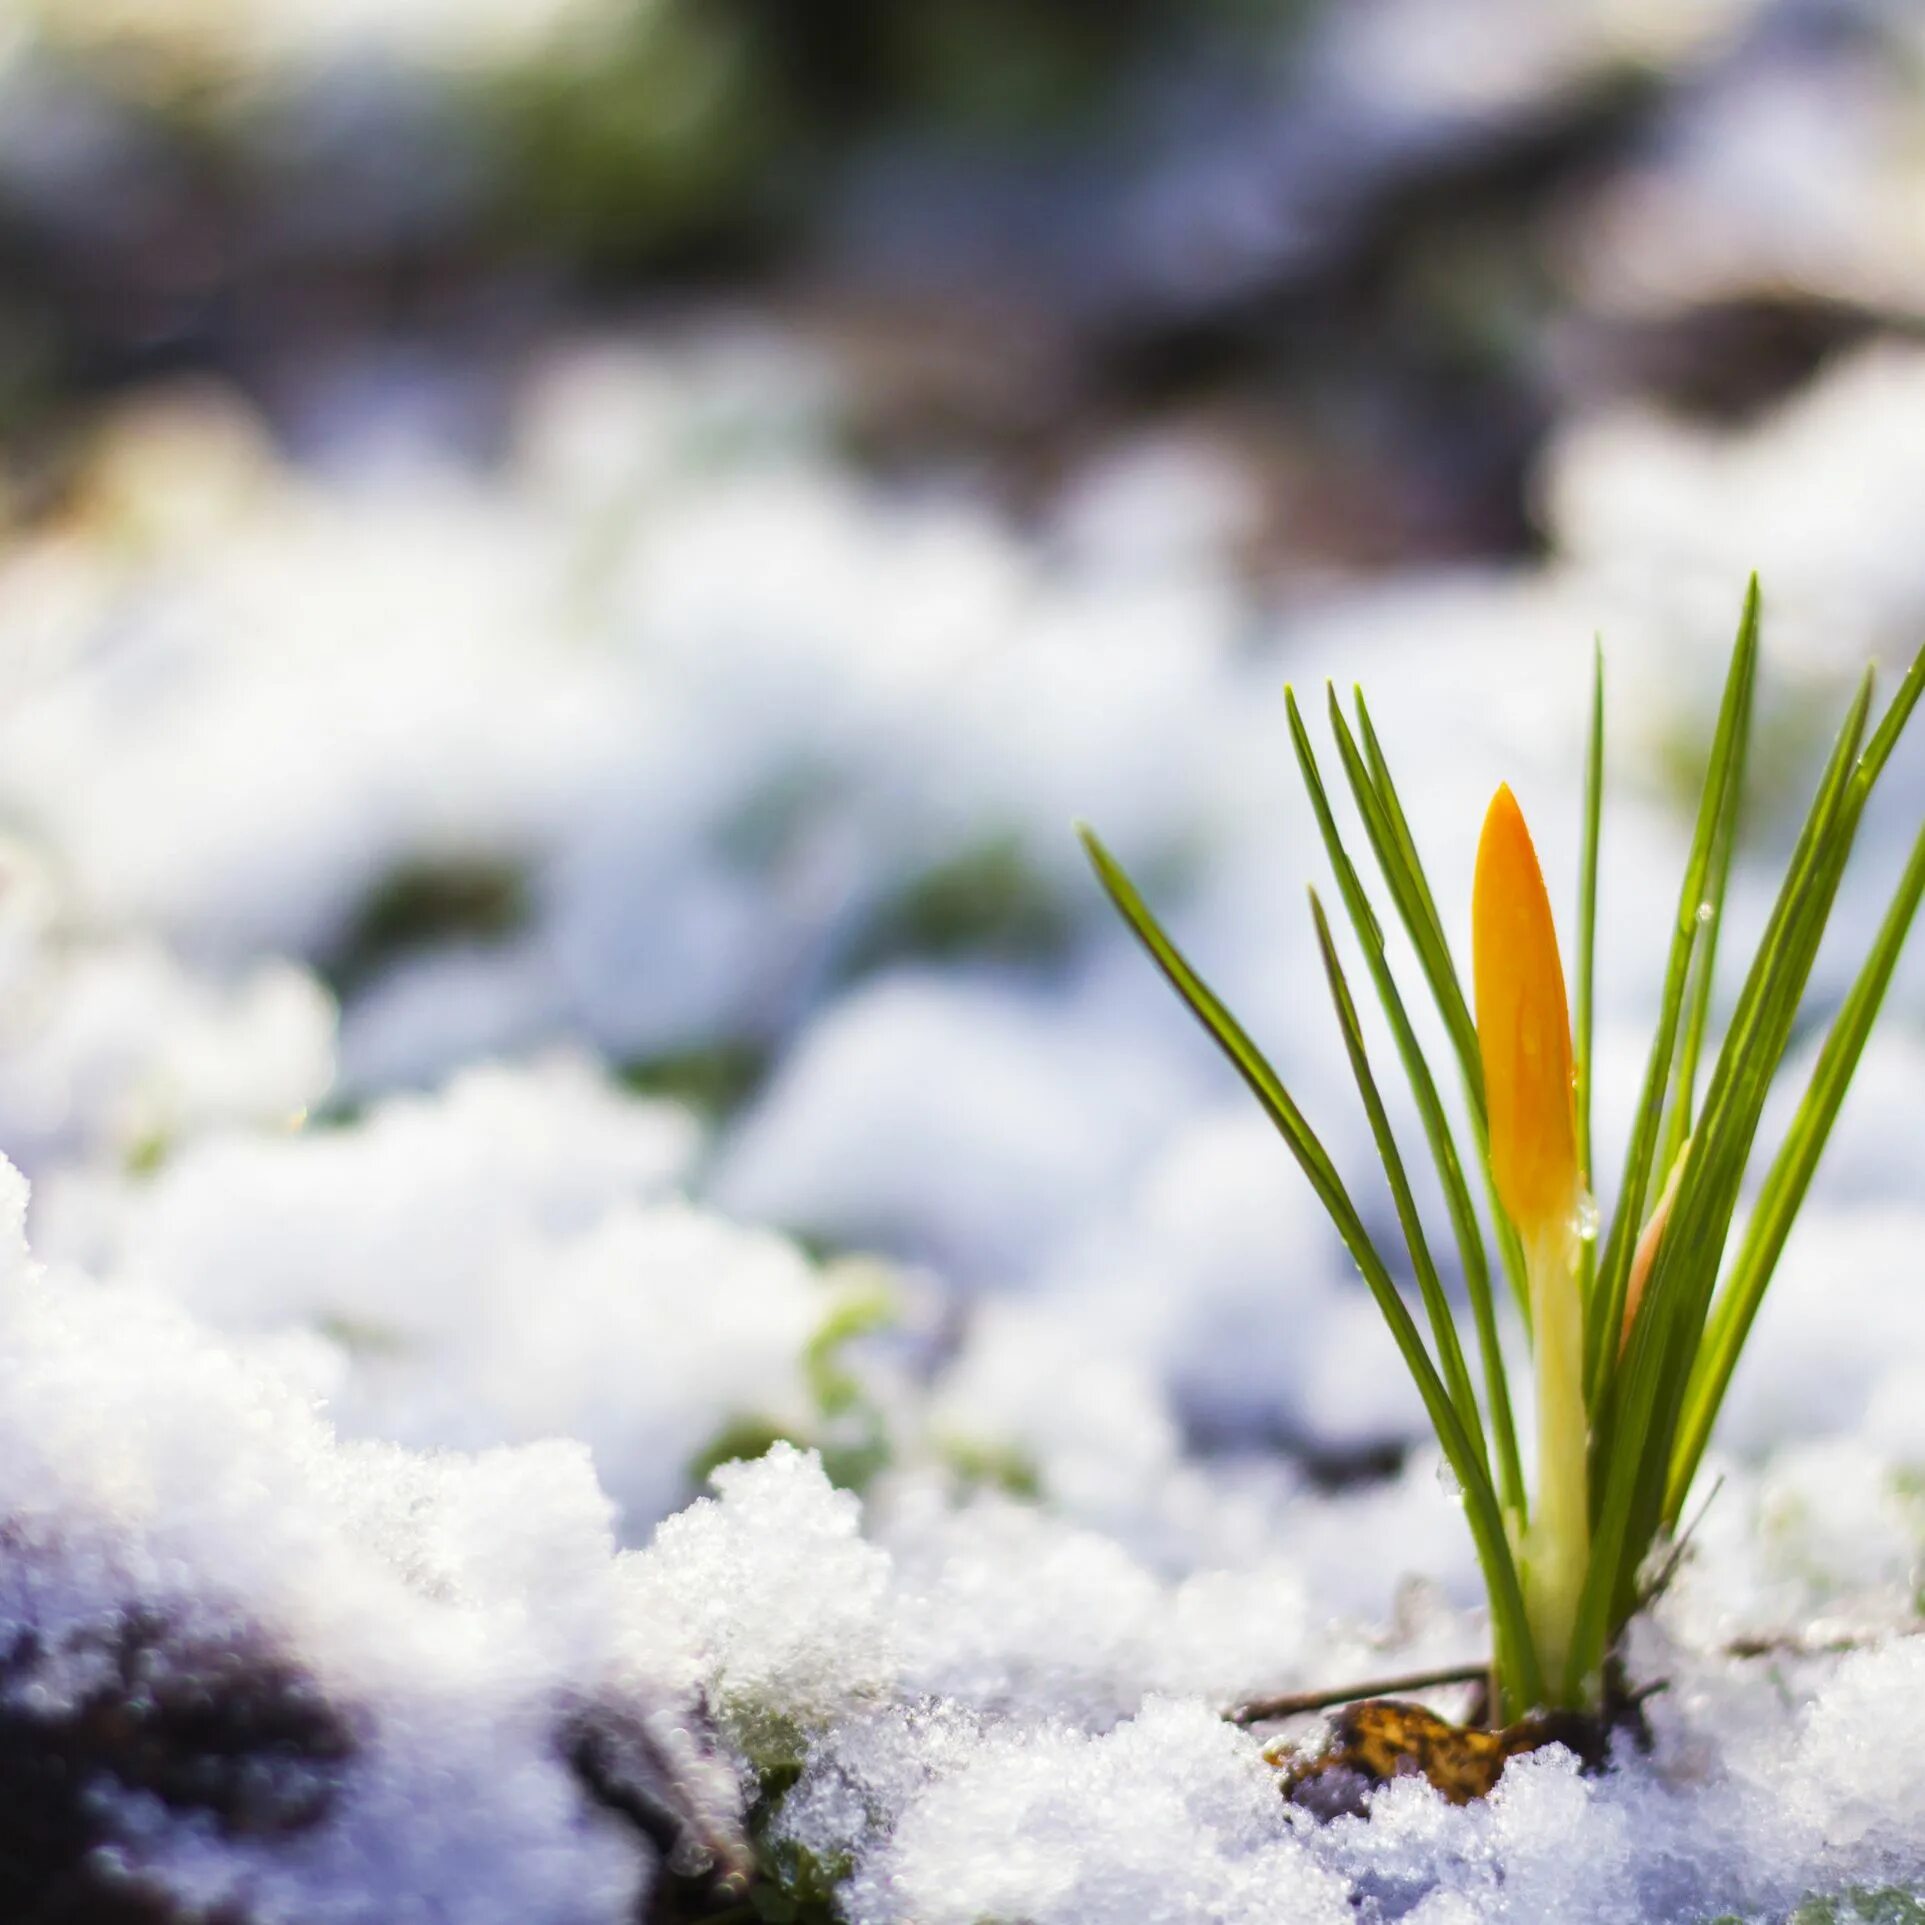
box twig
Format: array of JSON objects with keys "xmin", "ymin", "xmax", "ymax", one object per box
[
  {"xmin": 1227, "ymin": 1618, "xmax": 1915, "ymax": 1734},
  {"xmin": 1225, "ymin": 1663, "xmax": 1488, "ymax": 1726},
  {"xmin": 1723, "ymin": 1628, "xmax": 1901, "ymax": 1662}
]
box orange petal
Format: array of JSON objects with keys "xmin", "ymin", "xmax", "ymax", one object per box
[
  {"xmin": 1619, "ymin": 1138, "xmax": 1688, "ymax": 1358},
  {"xmin": 1473, "ymin": 784, "xmax": 1579, "ymax": 1239}
]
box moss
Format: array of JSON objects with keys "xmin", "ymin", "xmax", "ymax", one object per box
[
  {"xmin": 848, "ymin": 834, "xmax": 1076, "ymax": 976},
  {"xmin": 744, "ymin": 1836, "xmax": 848, "ymax": 1925},
  {"xmin": 686, "ymin": 1272, "xmax": 900, "ymax": 1502},
  {"xmin": 313, "ymin": 1314, "xmax": 411, "ymax": 1360},
  {"xmin": 937, "ymin": 1434, "xmax": 1043, "ymax": 1501},
  {"xmin": 685, "ymin": 1407, "xmax": 888, "ymax": 1508},
  {"xmin": 1790, "ymin": 1890, "xmax": 1925, "ymax": 1925},
  {"xmin": 1705, "ymin": 1894, "xmax": 1925, "ymax": 1925},
  {"xmin": 480, "ymin": 3, "xmax": 799, "ymax": 272},
  {"xmin": 801, "ymin": 1277, "xmax": 897, "ymax": 1418},
  {"xmin": 329, "ymin": 856, "xmax": 530, "ymax": 992},
  {"xmin": 126, "ymin": 1127, "xmax": 172, "ymax": 1176},
  {"xmin": 814, "ymin": 1432, "xmax": 892, "ymax": 1498},
  {"xmin": 687, "ymin": 1416, "xmax": 797, "ymax": 1493},
  {"xmin": 620, "ymin": 1042, "xmax": 772, "ymax": 1124},
  {"xmin": 727, "ymin": 1761, "xmax": 850, "ymax": 1925}
]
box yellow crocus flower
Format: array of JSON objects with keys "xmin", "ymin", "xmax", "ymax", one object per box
[{"xmin": 1473, "ymin": 784, "xmax": 1590, "ymax": 1697}]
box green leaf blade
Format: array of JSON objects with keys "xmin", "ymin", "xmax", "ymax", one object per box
[
  {"xmin": 1079, "ymin": 823, "xmax": 1544, "ymax": 1712},
  {"xmin": 1576, "ymin": 640, "xmax": 1604, "ymax": 1197},
  {"xmin": 1308, "ymin": 888, "xmax": 1491, "ymax": 1488},
  {"xmin": 1287, "ymin": 689, "xmax": 1526, "ymax": 1522},
  {"xmin": 1585, "ymin": 580, "xmax": 1761, "ymax": 1410},
  {"xmin": 1668, "ymin": 754, "xmax": 1925, "ymax": 1521},
  {"xmin": 1336, "ymin": 687, "xmax": 1533, "ymax": 1328},
  {"xmin": 1571, "ymin": 655, "xmax": 1883, "ymax": 1695}
]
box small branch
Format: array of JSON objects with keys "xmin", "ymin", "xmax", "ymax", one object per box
[
  {"xmin": 1226, "ymin": 1623, "xmax": 1915, "ymax": 1733},
  {"xmin": 1224, "ymin": 1663, "xmax": 1488, "ymax": 1727}
]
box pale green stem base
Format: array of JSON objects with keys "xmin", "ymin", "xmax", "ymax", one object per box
[{"xmin": 1524, "ymin": 1218, "xmax": 1590, "ymax": 1704}]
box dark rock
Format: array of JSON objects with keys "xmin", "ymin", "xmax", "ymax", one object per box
[
  {"xmin": 0, "ymin": 1602, "xmax": 354, "ymax": 1925},
  {"xmin": 561, "ymin": 1695, "xmax": 753, "ymax": 1924}
]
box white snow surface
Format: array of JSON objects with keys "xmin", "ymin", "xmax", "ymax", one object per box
[
  {"xmin": 29, "ymin": 1054, "xmax": 842, "ymax": 1532},
  {"xmin": 0, "ymin": 333, "xmax": 1923, "ymax": 1920},
  {"xmin": 643, "ymin": 1447, "xmax": 1925, "ymax": 1925},
  {"xmin": 0, "ymin": 1154, "xmax": 739, "ymax": 1924},
  {"xmin": 0, "ymin": 836, "xmax": 336, "ymax": 1173}
]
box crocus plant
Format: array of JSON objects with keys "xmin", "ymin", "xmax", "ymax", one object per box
[{"xmin": 1082, "ymin": 582, "xmax": 1925, "ymax": 1719}]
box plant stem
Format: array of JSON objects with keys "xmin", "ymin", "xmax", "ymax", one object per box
[{"xmin": 1526, "ymin": 1220, "xmax": 1591, "ymax": 1702}]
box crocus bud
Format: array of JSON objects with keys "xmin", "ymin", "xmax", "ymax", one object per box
[
  {"xmin": 1473, "ymin": 783, "xmax": 1590, "ymax": 1698},
  {"xmin": 1473, "ymin": 784, "xmax": 1581, "ymax": 1240}
]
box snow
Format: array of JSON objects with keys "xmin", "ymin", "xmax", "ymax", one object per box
[
  {"xmin": 641, "ymin": 1447, "xmax": 1925, "ymax": 1925},
  {"xmin": 714, "ymin": 968, "xmax": 1206, "ymax": 1286},
  {"xmin": 28, "ymin": 1056, "xmax": 846, "ymax": 1530},
  {"xmin": 1, "ymin": 281, "xmax": 1924, "ymax": 1919},
  {"xmin": 0, "ymin": 838, "xmax": 335, "ymax": 1174},
  {"xmin": 803, "ymin": 1697, "xmax": 1356, "ymax": 1925},
  {"xmin": 0, "ymin": 1154, "xmax": 742, "ymax": 1923},
  {"xmin": 1548, "ymin": 347, "xmax": 1925, "ymax": 678}
]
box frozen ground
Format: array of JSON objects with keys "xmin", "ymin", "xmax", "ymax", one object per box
[{"xmin": 2, "ymin": 322, "xmax": 1925, "ymax": 1920}]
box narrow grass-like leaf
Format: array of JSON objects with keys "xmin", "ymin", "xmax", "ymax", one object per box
[
  {"xmin": 1575, "ymin": 641, "xmax": 1604, "ymax": 1198},
  {"xmin": 1287, "ymin": 691, "xmax": 1525, "ymax": 1518},
  {"xmin": 1584, "ymin": 583, "xmax": 1760, "ymax": 1407},
  {"xmin": 1308, "ymin": 889, "xmax": 1492, "ymax": 1486},
  {"xmin": 1336, "ymin": 689, "xmax": 1532, "ymax": 1327},
  {"xmin": 1663, "ymin": 663, "xmax": 1751, "ymax": 1168},
  {"xmin": 1625, "ymin": 790, "xmax": 1859, "ymax": 1584},
  {"xmin": 1583, "ymin": 682, "xmax": 1868, "ymax": 1650},
  {"xmin": 1335, "ymin": 689, "xmax": 1481, "ymax": 1089},
  {"xmin": 1354, "ymin": 692, "xmax": 1470, "ymax": 1065},
  {"xmin": 1079, "ymin": 827, "xmax": 1341, "ymax": 1194},
  {"xmin": 1079, "ymin": 824, "xmax": 1545, "ymax": 1713},
  {"xmin": 1085, "ymin": 595, "xmax": 1923, "ymax": 1716},
  {"xmin": 1568, "ymin": 669, "xmax": 1875, "ymax": 1696},
  {"xmin": 1854, "ymin": 641, "xmax": 1925, "ymax": 786},
  {"xmin": 1666, "ymin": 748, "xmax": 1925, "ymax": 1522}
]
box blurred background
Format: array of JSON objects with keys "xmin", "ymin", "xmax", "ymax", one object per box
[
  {"xmin": 4, "ymin": 0, "xmax": 1920, "ymax": 548},
  {"xmin": 4, "ymin": 0, "xmax": 1925, "ymax": 1525}
]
